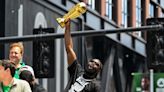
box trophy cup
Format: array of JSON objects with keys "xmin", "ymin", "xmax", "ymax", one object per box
[{"xmin": 56, "ymin": 2, "xmax": 87, "ymax": 28}]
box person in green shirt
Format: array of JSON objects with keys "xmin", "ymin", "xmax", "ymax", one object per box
[
  {"xmin": 9, "ymin": 42, "xmax": 33, "ymax": 79},
  {"xmin": 0, "ymin": 59, "xmax": 32, "ymax": 92}
]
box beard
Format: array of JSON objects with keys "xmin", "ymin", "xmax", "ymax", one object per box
[{"xmin": 83, "ymin": 67, "xmax": 98, "ymax": 79}]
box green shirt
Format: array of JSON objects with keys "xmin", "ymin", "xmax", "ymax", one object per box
[
  {"xmin": 2, "ymin": 85, "xmax": 11, "ymax": 92},
  {"xmin": 14, "ymin": 62, "xmax": 25, "ymax": 79},
  {"xmin": 0, "ymin": 78, "xmax": 32, "ymax": 92}
]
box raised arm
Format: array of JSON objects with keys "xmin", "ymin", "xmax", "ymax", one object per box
[{"xmin": 64, "ymin": 20, "xmax": 77, "ymax": 65}]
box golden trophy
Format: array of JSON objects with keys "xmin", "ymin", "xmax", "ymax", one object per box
[{"xmin": 56, "ymin": 2, "xmax": 87, "ymax": 28}]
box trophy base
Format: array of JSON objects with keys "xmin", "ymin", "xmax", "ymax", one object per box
[{"xmin": 56, "ymin": 18, "xmax": 65, "ymax": 28}]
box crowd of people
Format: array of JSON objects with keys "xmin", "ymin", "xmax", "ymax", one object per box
[
  {"xmin": 0, "ymin": 42, "xmax": 47, "ymax": 92},
  {"xmin": 0, "ymin": 19, "xmax": 103, "ymax": 92}
]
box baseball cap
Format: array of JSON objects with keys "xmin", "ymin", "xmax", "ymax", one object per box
[{"xmin": 19, "ymin": 65, "xmax": 35, "ymax": 77}]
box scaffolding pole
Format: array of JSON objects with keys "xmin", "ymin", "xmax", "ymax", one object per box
[{"xmin": 0, "ymin": 24, "xmax": 163, "ymax": 43}]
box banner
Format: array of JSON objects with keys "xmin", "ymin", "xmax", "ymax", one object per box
[
  {"xmin": 131, "ymin": 73, "xmax": 150, "ymax": 92},
  {"xmin": 132, "ymin": 72, "xmax": 164, "ymax": 92},
  {"xmin": 154, "ymin": 73, "xmax": 164, "ymax": 92}
]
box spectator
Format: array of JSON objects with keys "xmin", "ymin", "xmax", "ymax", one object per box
[
  {"xmin": 0, "ymin": 59, "xmax": 32, "ymax": 92},
  {"xmin": 9, "ymin": 42, "xmax": 34, "ymax": 79}
]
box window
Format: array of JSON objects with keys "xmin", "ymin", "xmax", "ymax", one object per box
[
  {"xmin": 136, "ymin": 0, "xmax": 142, "ymax": 27},
  {"xmin": 149, "ymin": 3, "xmax": 155, "ymax": 18},
  {"xmin": 161, "ymin": 10, "xmax": 164, "ymax": 17},
  {"xmin": 135, "ymin": 0, "xmax": 142, "ymax": 37},
  {"xmin": 121, "ymin": 0, "xmax": 128, "ymax": 28},
  {"xmin": 88, "ymin": 0, "xmax": 95, "ymax": 10},
  {"xmin": 156, "ymin": 0, "xmax": 161, "ymax": 4},
  {"xmin": 49, "ymin": 0, "xmax": 66, "ymax": 6},
  {"xmin": 105, "ymin": 0, "xmax": 113, "ymax": 20}
]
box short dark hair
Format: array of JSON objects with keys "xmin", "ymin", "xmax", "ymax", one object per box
[
  {"xmin": 0, "ymin": 59, "xmax": 16, "ymax": 77},
  {"xmin": 19, "ymin": 70, "xmax": 34, "ymax": 83}
]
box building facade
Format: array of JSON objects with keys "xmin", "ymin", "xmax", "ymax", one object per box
[{"xmin": 0, "ymin": 0, "xmax": 163, "ymax": 92}]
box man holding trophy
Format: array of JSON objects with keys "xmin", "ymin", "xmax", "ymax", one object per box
[{"xmin": 60, "ymin": 2, "xmax": 102, "ymax": 92}]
